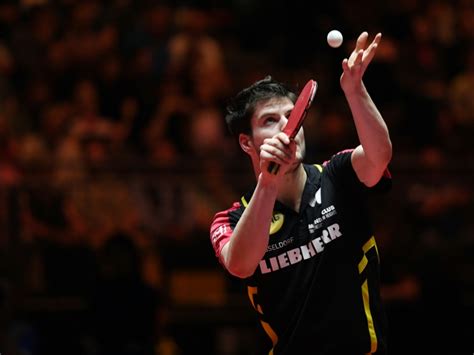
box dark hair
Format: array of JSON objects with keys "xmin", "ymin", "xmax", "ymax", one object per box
[{"xmin": 225, "ymin": 76, "xmax": 297, "ymax": 136}]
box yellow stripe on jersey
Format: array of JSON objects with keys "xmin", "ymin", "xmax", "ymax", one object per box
[
  {"xmin": 247, "ymin": 286, "xmax": 262, "ymax": 314},
  {"xmin": 261, "ymin": 320, "xmax": 278, "ymax": 350},
  {"xmin": 247, "ymin": 286, "xmax": 278, "ymax": 353},
  {"xmin": 358, "ymin": 254, "xmax": 368, "ymax": 274},
  {"xmin": 358, "ymin": 236, "xmax": 379, "ymax": 354},
  {"xmin": 314, "ymin": 164, "xmax": 323, "ymax": 172},
  {"xmin": 361, "ymin": 279, "xmax": 377, "ymax": 354},
  {"xmin": 362, "ymin": 235, "xmax": 379, "ymax": 263}
]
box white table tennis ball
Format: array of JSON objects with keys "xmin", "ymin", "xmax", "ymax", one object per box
[{"xmin": 327, "ymin": 30, "xmax": 343, "ymax": 48}]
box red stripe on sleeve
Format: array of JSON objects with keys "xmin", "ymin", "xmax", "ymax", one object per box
[
  {"xmin": 210, "ymin": 202, "xmax": 240, "ymax": 262},
  {"xmin": 322, "ymin": 148, "xmax": 355, "ymax": 166}
]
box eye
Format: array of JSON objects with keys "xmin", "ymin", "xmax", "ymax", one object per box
[{"xmin": 264, "ymin": 117, "xmax": 278, "ymax": 125}]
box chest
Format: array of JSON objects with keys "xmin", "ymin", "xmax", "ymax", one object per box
[{"xmin": 265, "ymin": 180, "xmax": 345, "ymax": 257}]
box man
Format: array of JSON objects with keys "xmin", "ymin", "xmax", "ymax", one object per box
[{"xmin": 210, "ymin": 32, "xmax": 392, "ymax": 354}]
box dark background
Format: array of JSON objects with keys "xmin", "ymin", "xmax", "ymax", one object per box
[{"xmin": 0, "ymin": 0, "xmax": 473, "ymax": 354}]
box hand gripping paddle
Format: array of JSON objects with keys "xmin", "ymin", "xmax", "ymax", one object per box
[{"xmin": 268, "ymin": 79, "xmax": 318, "ymax": 175}]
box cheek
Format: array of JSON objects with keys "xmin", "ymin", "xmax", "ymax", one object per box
[
  {"xmin": 296, "ymin": 127, "xmax": 305, "ymax": 139},
  {"xmin": 253, "ymin": 124, "xmax": 280, "ymax": 140},
  {"xmin": 295, "ymin": 132, "xmax": 306, "ymax": 157},
  {"xmin": 294, "ymin": 129, "xmax": 305, "ymax": 146},
  {"xmin": 249, "ymin": 131, "xmax": 267, "ymax": 150},
  {"xmin": 299, "ymin": 140, "xmax": 306, "ymax": 157}
]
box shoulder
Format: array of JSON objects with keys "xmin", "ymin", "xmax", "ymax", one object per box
[
  {"xmin": 210, "ymin": 201, "xmax": 243, "ymax": 229},
  {"xmin": 210, "ymin": 200, "xmax": 244, "ymax": 263},
  {"xmin": 303, "ymin": 162, "xmax": 324, "ymax": 172},
  {"xmin": 307, "ymin": 150, "xmax": 355, "ymax": 183},
  {"xmin": 321, "ymin": 149, "xmax": 392, "ymax": 192},
  {"xmin": 322, "ymin": 149, "xmax": 354, "ymax": 169}
]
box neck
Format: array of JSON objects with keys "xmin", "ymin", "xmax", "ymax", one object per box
[{"xmin": 276, "ymin": 164, "xmax": 307, "ymax": 212}]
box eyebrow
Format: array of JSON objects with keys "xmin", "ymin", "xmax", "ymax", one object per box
[{"xmin": 257, "ymin": 107, "xmax": 293, "ymax": 121}]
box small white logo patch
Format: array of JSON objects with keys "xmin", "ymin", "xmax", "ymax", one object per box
[{"xmin": 309, "ymin": 188, "xmax": 322, "ymax": 207}]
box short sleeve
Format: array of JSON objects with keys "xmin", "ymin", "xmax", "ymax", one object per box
[
  {"xmin": 210, "ymin": 202, "xmax": 242, "ymax": 263},
  {"xmin": 323, "ymin": 150, "xmax": 392, "ymax": 193}
]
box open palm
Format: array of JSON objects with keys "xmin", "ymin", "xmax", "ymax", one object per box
[{"xmin": 340, "ymin": 32, "xmax": 382, "ymax": 95}]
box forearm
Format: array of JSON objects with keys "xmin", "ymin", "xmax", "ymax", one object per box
[
  {"xmin": 222, "ymin": 176, "xmax": 278, "ymax": 278},
  {"xmin": 345, "ymin": 82, "xmax": 392, "ymax": 166}
]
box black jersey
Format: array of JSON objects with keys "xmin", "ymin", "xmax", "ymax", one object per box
[{"xmin": 210, "ymin": 151, "xmax": 391, "ymax": 355}]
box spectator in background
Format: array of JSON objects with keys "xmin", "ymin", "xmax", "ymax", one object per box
[
  {"xmin": 89, "ymin": 232, "xmax": 164, "ymax": 355},
  {"xmin": 448, "ymin": 47, "xmax": 474, "ymax": 135}
]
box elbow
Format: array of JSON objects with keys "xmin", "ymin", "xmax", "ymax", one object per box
[
  {"xmin": 226, "ymin": 263, "xmax": 256, "ymax": 279},
  {"xmin": 373, "ymin": 139, "xmax": 392, "ymax": 168},
  {"xmin": 360, "ymin": 142, "xmax": 393, "ymax": 188},
  {"xmin": 221, "ymin": 240, "xmax": 261, "ymax": 279},
  {"xmin": 385, "ymin": 140, "xmax": 393, "ymax": 164},
  {"xmin": 225, "ymin": 253, "xmax": 257, "ymax": 278},
  {"xmin": 381, "ymin": 142, "xmax": 393, "ymax": 166}
]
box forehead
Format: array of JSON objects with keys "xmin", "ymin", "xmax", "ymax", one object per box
[{"xmin": 252, "ymin": 97, "xmax": 294, "ymax": 120}]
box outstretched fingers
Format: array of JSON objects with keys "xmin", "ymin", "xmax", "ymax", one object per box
[
  {"xmin": 354, "ymin": 49, "xmax": 364, "ymax": 66},
  {"xmin": 361, "ymin": 33, "xmax": 382, "ymax": 70},
  {"xmin": 345, "ymin": 33, "xmax": 382, "ymax": 73},
  {"xmin": 373, "ymin": 32, "xmax": 382, "ymax": 46},
  {"xmin": 341, "ymin": 31, "xmax": 383, "ymax": 89},
  {"xmin": 355, "ymin": 32, "xmax": 369, "ymax": 52},
  {"xmin": 342, "ymin": 49, "xmax": 363, "ymax": 75}
]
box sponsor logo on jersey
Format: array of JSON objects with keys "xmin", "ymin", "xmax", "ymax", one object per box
[
  {"xmin": 308, "ymin": 205, "xmax": 337, "ymax": 233},
  {"xmin": 267, "ymin": 236, "xmax": 294, "ymax": 252},
  {"xmin": 241, "ymin": 195, "xmax": 284, "ymax": 235},
  {"xmin": 259, "ymin": 223, "xmax": 342, "ymax": 274},
  {"xmin": 211, "ymin": 224, "xmax": 227, "ymax": 243},
  {"xmin": 309, "ymin": 187, "xmax": 321, "ymax": 207},
  {"xmin": 269, "ymin": 212, "xmax": 284, "ymax": 235}
]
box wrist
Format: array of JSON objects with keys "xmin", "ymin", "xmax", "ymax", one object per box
[
  {"xmin": 257, "ymin": 173, "xmax": 280, "ymax": 192},
  {"xmin": 342, "ymin": 81, "xmax": 367, "ymax": 98}
]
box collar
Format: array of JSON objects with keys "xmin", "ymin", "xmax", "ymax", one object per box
[{"xmin": 298, "ymin": 164, "xmax": 322, "ymax": 212}]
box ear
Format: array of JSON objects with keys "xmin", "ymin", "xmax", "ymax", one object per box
[{"xmin": 239, "ymin": 133, "xmax": 254, "ymax": 154}]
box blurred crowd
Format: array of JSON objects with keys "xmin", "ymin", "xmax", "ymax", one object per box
[{"xmin": 0, "ymin": 0, "xmax": 473, "ymax": 354}]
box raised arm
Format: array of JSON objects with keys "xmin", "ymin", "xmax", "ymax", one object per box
[
  {"xmin": 220, "ymin": 177, "xmax": 278, "ymax": 278},
  {"xmin": 220, "ymin": 133, "xmax": 297, "ymax": 278},
  {"xmin": 340, "ymin": 32, "xmax": 392, "ymax": 187}
]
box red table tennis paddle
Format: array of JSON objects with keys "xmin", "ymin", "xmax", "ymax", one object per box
[{"xmin": 268, "ymin": 79, "xmax": 318, "ymax": 175}]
